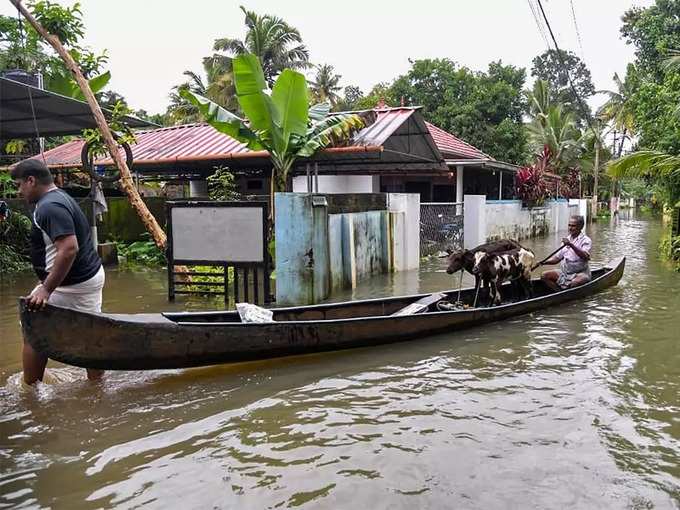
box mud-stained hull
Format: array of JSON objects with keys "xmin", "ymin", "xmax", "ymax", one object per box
[{"xmin": 19, "ymin": 258, "xmax": 625, "ymax": 370}]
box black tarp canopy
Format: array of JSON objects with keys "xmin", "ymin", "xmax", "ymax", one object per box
[{"xmin": 0, "ymin": 77, "xmax": 155, "ymax": 139}]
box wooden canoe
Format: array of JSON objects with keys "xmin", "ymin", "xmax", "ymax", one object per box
[{"xmin": 18, "ymin": 257, "xmax": 625, "ymax": 370}]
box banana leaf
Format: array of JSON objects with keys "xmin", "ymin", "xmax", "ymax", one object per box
[{"xmin": 179, "ymin": 89, "xmax": 262, "ymax": 150}]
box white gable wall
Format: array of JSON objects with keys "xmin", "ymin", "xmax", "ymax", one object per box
[{"xmin": 292, "ymin": 175, "xmax": 380, "ymax": 193}]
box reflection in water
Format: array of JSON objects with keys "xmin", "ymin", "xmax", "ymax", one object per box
[{"xmin": 0, "ymin": 215, "xmax": 679, "ymax": 508}]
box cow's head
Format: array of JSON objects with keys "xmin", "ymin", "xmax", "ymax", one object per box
[
  {"xmin": 472, "ymin": 251, "xmax": 489, "ymax": 275},
  {"xmin": 444, "ymin": 248, "xmax": 470, "ymax": 274}
]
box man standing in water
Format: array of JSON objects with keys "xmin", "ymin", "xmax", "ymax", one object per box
[
  {"xmin": 541, "ymin": 215, "xmax": 592, "ymax": 291},
  {"xmin": 11, "ymin": 160, "xmax": 105, "ymax": 384}
]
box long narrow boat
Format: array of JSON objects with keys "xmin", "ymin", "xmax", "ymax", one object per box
[{"xmin": 19, "ymin": 257, "xmax": 625, "ymax": 370}]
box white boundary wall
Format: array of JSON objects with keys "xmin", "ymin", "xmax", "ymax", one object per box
[
  {"xmin": 464, "ymin": 195, "xmax": 585, "ymax": 249},
  {"xmin": 569, "ymin": 198, "xmax": 589, "ymax": 219}
]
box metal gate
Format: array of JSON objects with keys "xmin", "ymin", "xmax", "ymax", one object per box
[{"xmin": 420, "ymin": 202, "xmax": 464, "ymax": 256}]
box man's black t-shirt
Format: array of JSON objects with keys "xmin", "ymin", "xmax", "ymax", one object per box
[{"xmin": 30, "ymin": 189, "xmax": 101, "ymax": 286}]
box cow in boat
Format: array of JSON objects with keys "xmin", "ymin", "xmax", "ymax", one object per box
[
  {"xmin": 444, "ymin": 239, "xmax": 522, "ymax": 303},
  {"xmin": 472, "ymin": 248, "xmax": 536, "ymax": 305},
  {"xmin": 444, "ymin": 239, "xmax": 522, "ymax": 277}
]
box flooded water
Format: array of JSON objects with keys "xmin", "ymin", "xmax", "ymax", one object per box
[{"xmin": 1, "ymin": 214, "xmax": 679, "ymax": 508}]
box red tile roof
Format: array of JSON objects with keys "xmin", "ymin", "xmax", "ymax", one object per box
[{"xmin": 425, "ymin": 121, "xmax": 491, "ymax": 160}]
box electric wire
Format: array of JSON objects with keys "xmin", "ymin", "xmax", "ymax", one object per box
[
  {"xmin": 527, "ymin": 0, "xmax": 551, "ymax": 52},
  {"xmin": 534, "ymin": 0, "xmax": 601, "ymax": 144},
  {"xmin": 569, "ymin": 0, "xmax": 586, "ymax": 61}
]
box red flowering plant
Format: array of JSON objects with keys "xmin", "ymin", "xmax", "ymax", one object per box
[
  {"xmin": 561, "ymin": 167, "xmax": 581, "ymax": 199},
  {"xmin": 515, "ymin": 146, "xmax": 552, "ymax": 208}
]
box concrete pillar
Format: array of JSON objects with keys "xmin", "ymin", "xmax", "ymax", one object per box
[
  {"xmin": 387, "ymin": 193, "xmax": 420, "ymax": 270},
  {"xmin": 372, "ymin": 175, "xmax": 381, "ymax": 192},
  {"xmin": 463, "ymin": 194, "xmax": 487, "ymax": 249},
  {"xmin": 275, "ymin": 193, "xmax": 329, "ymax": 305},
  {"xmin": 189, "ymin": 180, "xmax": 208, "ymax": 198},
  {"xmin": 498, "ymin": 171, "xmax": 503, "ymax": 200},
  {"xmin": 456, "ymin": 165, "xmax": 464, "ymax": 215}
]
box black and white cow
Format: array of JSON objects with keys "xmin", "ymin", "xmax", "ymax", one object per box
[
  {"xmin": 444, "ymin": 239, "xmax": 522, "ymax": 276},
  {"xmin": 444, "ymin": 239, "xmax": 523, "ymax": 305},
  {"xmin": 471, "ymin": 248, "xmax": 536, "ymax": 305}
]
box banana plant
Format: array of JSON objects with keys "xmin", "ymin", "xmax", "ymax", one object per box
[{"xmin": 181, "ymin": 54, "xmax": 375, "ymax": 209}]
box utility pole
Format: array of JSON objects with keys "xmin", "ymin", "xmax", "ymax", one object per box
[
  {"xmin": 9, "ymin": 0, "xmax": 167, "ymax": 250},
  {"xmin": 592, "ymin": 140, "xmax": 600, "ymax": 217}
]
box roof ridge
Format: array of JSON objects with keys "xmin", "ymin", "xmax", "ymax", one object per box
[{"xmin": 136, "ymin": 122, "xmax": 206, "ymax": 134}]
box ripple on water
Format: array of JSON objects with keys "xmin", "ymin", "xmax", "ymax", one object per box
[{"xmin": 0, "ymin": 218, "xmax": 679, "ymax": 508}]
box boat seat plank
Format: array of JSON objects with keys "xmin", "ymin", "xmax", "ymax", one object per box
[{"xmin": 390, "ymin": 292, "xmax": 447, "ymax": 317}]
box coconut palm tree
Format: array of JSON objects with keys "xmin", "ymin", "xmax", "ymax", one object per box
[
  {"xmin": 310, "ymin": 64, "xmax": 342, "ymax": 107},
  {"xmin": 597, "ymin": 64, "xmax": 638, "ymax": 157},
  {"xmin": 167, "ymin": 71, "xmax": 207, "ymax": 124},
  {"xmin": 167, "ymin": 58, "xmax": 238, "ymax": 124},
  {"xmin": 526, "ymin": 79, "xmax": 604, "ymax": 176},
  {"xmin": 212, "ymin": 6, "xmax": 310, "ymax": 87},
  {"xmin": 526, "ymin": 79, "xmax": 551, "ymax": 118}
]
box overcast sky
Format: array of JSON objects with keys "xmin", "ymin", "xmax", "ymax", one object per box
[{"xmin": 1, "ymin": 0, "xmax": 654, "ymax": 114}]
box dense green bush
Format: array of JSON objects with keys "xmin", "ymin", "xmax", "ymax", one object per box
[
  {"xmin": 0, "ymin": 211, "xmax": 32, "ymax": 273},
  {"xmin": 660, "ymin": 233, "xmax": 680, "ymax": 272},
  {"xmin": 115, "ymin": 233, "xmax": 166, "ymax": 266}
]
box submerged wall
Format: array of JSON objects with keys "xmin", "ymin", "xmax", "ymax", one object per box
[{"xmin": 275, "ymin": 193, "xmax": 420, "ymax": 305}]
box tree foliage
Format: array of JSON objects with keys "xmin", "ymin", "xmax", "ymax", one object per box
[
  {"xmin": 629, "ymin": 71, "xmax": 680, "ymax": 155},
  {"xmin": 335, "ymin": 85, "xmax": 364, "ymax": 111},
  {"xmin": 531, "ymin": 49, "xmax": 595, "ymax": 124},
  {"xmin": 354, "ymin": 82, "xmax": 397, "ymax": 110},
  {"xmin": 621, "ymin": 0, "xmax": 680, "ymax": 78},
  {"xmin": 608, "ymin": 0, "xmax": 680, "ymax": 208},
  {"xmin": 166, "ymin": 6, "xmax": 310, "ymax": 124},
  {"xmin": 388, "ymin": 58, "xmax": 529, "ymax": 164}
]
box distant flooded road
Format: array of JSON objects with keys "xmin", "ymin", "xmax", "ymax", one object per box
[{"xmin": 1, "ymin": 214, "xmax": 678, "ymax": 508}]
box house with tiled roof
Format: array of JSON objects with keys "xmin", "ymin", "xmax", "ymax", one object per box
[{"xmin": 23, "ymin": 106, "xmax": 519, "ymax": 202}]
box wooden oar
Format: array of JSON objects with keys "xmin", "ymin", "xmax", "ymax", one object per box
[{"xmin": 531, "ymin": 244, "xmax": 566, "ymax": 271}]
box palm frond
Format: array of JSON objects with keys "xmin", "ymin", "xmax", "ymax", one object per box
[
  {"xmin": 608, "ymin": 151, "xmax": 680, "ymax": 179},
  {"xmin": 662, "ymin": 48, "xmax": 680, "ymax": 71},
  {"xmin": 213, "ymin": 37, "xmax": 247, "ymax": 55}
]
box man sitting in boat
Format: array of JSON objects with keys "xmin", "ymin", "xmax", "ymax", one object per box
[{"xmin": 540, "ymin": 215, "xmax": 592, "ymax": 291}]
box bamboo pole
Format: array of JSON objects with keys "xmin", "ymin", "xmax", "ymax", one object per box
[{"xmin": 10, "ymin": 0, "xmax": 167, "ymax": 249}]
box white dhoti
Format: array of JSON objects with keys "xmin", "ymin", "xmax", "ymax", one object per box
[{"xmin": 31, "ymin": 266, "xmax": 105, "ymax": 313}]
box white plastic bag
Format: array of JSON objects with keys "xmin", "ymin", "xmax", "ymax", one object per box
[{"xmin": 236, "ymin": 303, "xmax": 274, "ymax": 323}]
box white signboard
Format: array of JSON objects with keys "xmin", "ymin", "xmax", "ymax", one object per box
[{"xmin": 171, "ymin": 206, "xmax": 264, "ymax": 262}]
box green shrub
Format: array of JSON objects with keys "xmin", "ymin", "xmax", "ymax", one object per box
[
  {"xmin": 0, "ymin": 211, "xmax": 32, "ymax": 273},
  {"xmin": 659, "ymin": 233, "xmax": 680, "ymax": 272},
  {"xmin": 115, "ymin": 233, "xmax": 166, "ymax": 266},
  {"xmin": 0, "ymin": 172, "xmax": 18, "ymax": 198},
  {"xmin": 0, "ymin": 244, "xmax": 31, "ymax": 273}
]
